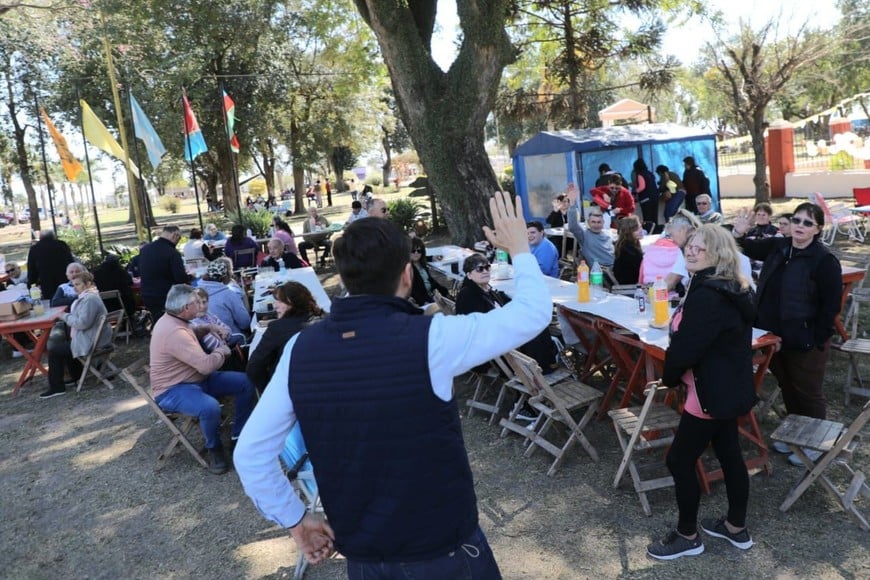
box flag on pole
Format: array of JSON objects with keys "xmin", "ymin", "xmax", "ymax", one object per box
[
  {"xmin": 222, "ymin": 90, "xmax": 241, "ymax": 153},
  {"xmin": 40, "ymin": 108, "xmax": 83, "ymax": 182},
  {"xmin": 182, "ymin": 94, "xmax": 208, "ymax": 162},
  {"xmin": 129, "ymin": 93, "xmax": 166, "ymax": 168},
  {"xmin": 80, "ymin": 99, "xmax": 140, "ymax": 178}
]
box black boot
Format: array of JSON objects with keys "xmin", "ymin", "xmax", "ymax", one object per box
[{"xmin": 206, "ymin": 445, "xmax": 228, "ymax": 475}]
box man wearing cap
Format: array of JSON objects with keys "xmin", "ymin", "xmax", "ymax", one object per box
[
  {"xmin": 149, "ymin": 283, "xmax": 256, "ymax": 474},
  {"xmin": 197, "ymin": 260, "xmax": 251, "ymax": 339}
]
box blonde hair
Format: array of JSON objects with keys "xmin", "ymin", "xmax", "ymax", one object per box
[{"xmin": 689, "ymin": 224, "xmax": 750, "ymax": 290}]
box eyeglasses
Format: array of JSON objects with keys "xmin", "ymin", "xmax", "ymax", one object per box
[
  {"xmin": 790, "ymin": 217, "xmax": 817, "ymax": 228},
  {"xmin": 411, "ymin": 249, "xmax": 422, "ymax": 254},
  {"xmin": 5, "ymin": 268, "xmax": 15, "ymax": 274},
  {"xmin": 471, "ymin": 264, "xmax": 492, "ymax": 273},
  {"xmin": 685, "ymin": 244, "xmax": 707, "ymax": 254}
]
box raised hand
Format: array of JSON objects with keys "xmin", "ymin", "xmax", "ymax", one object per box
[
  {"xmin": 565, "ymin": 182, "xmax": 579, "ymax": 204},
  {"xmin": 732, "ymin": 207, "xmax": 753, "ymax": 236},
  {"xmin": 289, "ymin": 513, "xmax": 336, "ymax": 564},
  {"xmin": 482, "ymin": 190, "xmax": 529, "ymax": 257}
]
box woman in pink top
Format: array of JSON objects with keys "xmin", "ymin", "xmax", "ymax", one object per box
[
  {"xmin": 272, "ymin": 218, "xmax": 299, "ymax": 256},
  {"xmin": 647, "ymin": 225, "xmax": 757, "ymax": 561}
]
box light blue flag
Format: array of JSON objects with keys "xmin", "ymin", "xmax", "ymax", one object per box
[
  {"xmin": 183, "ymin": 94, "xmax": 208, "ymax": 162},
  {"xmin": 129, "ymin": 93, "xmax": 166, "ymax": 168}
]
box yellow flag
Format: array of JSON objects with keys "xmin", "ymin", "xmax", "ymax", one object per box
[
  {"xmin": 40, "ymin": 108, "xmax": 83, "ymax": 182},
  {"xmin": 80, "ymin": 99, "xmax": 139, "ymax": 178}
]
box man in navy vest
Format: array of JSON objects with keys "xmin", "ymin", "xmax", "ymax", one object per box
[{"xmin": 235, "ymin": 191, "xmax": 551, "ymax": 578}]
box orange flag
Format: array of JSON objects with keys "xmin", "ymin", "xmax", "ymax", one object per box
[{"xmin": 40, "ymin": 108, "xmax": 83, "ymax": 182}]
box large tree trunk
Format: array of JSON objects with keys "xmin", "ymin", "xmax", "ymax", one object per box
[
  {"xmin": 381, "ymin": 129, "xmax": 392, "ymax": 187},
  {"xmin": 290, "ymin": 118, "xmax": 307, "ymax": 215},
  {"xmin": 5, "ymin": 77, "xmax": 41, "ymax": 232},
  {"xmin": 355, "ymin": 0, "xmax": 516, "ymax": 247},
  {"xmin": 750, "ymin": 108, "xmax": 769, "ymax": 203}
]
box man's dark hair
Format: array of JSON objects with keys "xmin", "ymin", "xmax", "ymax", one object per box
[
  {"xmin": 598, "ymin": 163, "xmax": 611, "ymax": 173},
  {"xmin": 351, "ymin": 200, "xmax": 362, "ymax": 209},
  {"xmin": 526, "ymin": 221, "xmax": 544, "ymax": 232},
  {"xmin": 162, "ymin": 225, "xmax": 180, "ymax": 236},
  {"xmin": 683, "ymin": 156, "xmax": 696, "ymax": 167},
  {"xmin": 608, "ymin": 173, "xmax": 624, "ymax": 185},
  {"xmin": 655, "ymin": 164, "xmax": 669, "ymax": 175},
  {"xmin": 333, "ymin": 218, "xmax": 411, "ymax": 295}
]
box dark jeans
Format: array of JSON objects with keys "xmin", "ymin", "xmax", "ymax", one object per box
[
  {"xmin": 346, "ymin": 526, "xmax": 502, "ymax": 580},
  {"xmin": 154, "ymin": 371, "xmax": 256, "ymax": 449},
  {"xmin": 770, "ymin": 342, "xmax": 830, "ymax": 419},
  {"xmin": 298, "ymin": 240, "xmax": 332, "ymax": 264},
  {"xmin": 48, "ymin": 340, "xmax": 82, "ymax": 390},
  {"xmin": 666, "ymin": 412, "xmax": 749, "ymax": 536},
  {"xmin": 663, "ymin": 190, "xmax": 686, "ymax": 221}
]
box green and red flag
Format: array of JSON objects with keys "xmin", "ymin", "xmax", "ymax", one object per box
[{"xmin": 223, "ymin": 90, "xmax": 241, "ymax": 153}]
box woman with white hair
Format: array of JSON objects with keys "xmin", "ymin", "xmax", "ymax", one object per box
[
  {"xmin": 694, "ymin": 195, "xmax": 723, "ymax": 225},
  {"xmin": 50, "ymin": 262, "xmax": 89, "ymax": 307},
  {"xmin": 638, "ymin": 210, "xmax": 700, "ymax": 291}
]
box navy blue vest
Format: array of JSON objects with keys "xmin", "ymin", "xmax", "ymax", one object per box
[{"xmin": 289, "ymin": 295, "xmax": 478, "ymax": 562}]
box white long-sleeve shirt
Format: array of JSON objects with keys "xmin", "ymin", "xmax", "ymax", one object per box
[{"xmin": 234, "ymin": 253, "xmax": 552, "ymax": 528}]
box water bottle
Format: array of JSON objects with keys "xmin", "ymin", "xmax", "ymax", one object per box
[
  {"xmin": 634, "ymin": 285, "xmax": 646, "ymax": 313},
  {"xmin": 576, "ymin": 260, "xmax": 590, "ymax": 302},
  {"xmin": 279, "ymin": 259, "xmax": 286, "ymax": 274},
  {"xmin": 590, "ymin": 260, "xmax": 603, "ymax": 290},
  {"xmin": 29, "ymin": 285, "xmax": 44, "ymax": 315},
  {"xmin": 494, "ymin": 248, "xmax": 509, "ymax": 279},
  {"xmin": 653, "ymin": 276, "xmax": 669, "ymax": 326}
]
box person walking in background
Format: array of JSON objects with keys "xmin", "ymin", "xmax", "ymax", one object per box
[
  {"xmin": 235, "ymin": 191, "xmax": 551, "ymax": 576},
  {"xmin": 682, "ymin": 156, "xmax": 710, "ymax": 214},
  {"xmin": 27, "ymin": 229, "xmax": 74, "ymax": 300},
  {"xmin": 647, "ymin": 225, "xmax": 756, "ymax": 560},
  {"xmin": 632, "ymin": 159, "xmax": 660, "ymax": 229},
  {"xmin": 139, "ymin": 225, "xmax": 188, "ymax": 321},
  {"xmin": 655, "ymin": 165, "xmax": 686, "ymax": 222}
]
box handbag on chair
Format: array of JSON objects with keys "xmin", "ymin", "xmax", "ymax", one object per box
[{"xmin": 46, "ymin": 320, "xmax": 70, "ymax": 354}]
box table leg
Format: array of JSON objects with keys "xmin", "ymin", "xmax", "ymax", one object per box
[{"xmin": 11, "ymin": 330, "xmax": 51, "ymax": 395}]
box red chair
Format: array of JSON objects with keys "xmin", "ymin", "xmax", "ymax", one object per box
[{"xmin": 853, "ymin": 187, "xmax": 870, "ymax": 214}]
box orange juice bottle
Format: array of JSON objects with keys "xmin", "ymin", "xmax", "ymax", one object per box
[
  {"xmin": 577, "ymin": 260, "xmax": 590, "ymax": 302},
  {"xmin": 653, "ymin": 275, "xmax": 669, "ymax": 326}
]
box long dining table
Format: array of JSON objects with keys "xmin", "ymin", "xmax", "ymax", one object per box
[{"xmin": 492, "ymin": 274, "xmax": 779, "ymax": 493}]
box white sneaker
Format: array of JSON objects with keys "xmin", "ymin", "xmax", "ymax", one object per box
[
  {"xmin": 788, "ymin": 449, "xmax": 823, "ymax": 466},
  {"xmin": 11, "ymin": 350, "xmax": 23, "ymax": 358}
]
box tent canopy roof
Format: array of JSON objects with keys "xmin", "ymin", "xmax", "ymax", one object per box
[{"xmin": 514, "ymin": 123, "xmax": 715, "ymax": 157}]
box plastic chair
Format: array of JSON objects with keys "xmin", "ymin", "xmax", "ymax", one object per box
[
  {"xmin": 279, "ymin": 423, "xmax": 322, "ymax": 579},
  {"xmin": 809, "ymin": 192, "xmax": 865, "ymax": 244}
]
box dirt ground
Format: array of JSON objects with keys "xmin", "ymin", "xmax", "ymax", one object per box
[{"xmin": 0, "ymin": 196, "xmax": 868, "ymax": 579}]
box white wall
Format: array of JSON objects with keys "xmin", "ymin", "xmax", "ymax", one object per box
[{"xmin": 719, "ymin": 170, "xmax": 870, "ymax": 199}]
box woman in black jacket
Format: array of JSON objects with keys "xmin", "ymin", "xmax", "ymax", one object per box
[
  {"xmin": 732, "ymin": 202, "xmax": 841, "ymax": 432},
  {"xmin": 409, "ymin": 237, "xmax": 450, "ymax": 306},
  {"xmin": 455, "ymin": 253, "xmax": 557, "ymax": 374},
  {"xmin": 647, "ymin": 225, "xmax": 756, "ymax": 560},
  {"xmin": 246, "ymin": 281, "xmax": 325, "ymax": 392},
  {"xmin": 612, "ymin": 215, "xmax": 643, "ymax": 284}
]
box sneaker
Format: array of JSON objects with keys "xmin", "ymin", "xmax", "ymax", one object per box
[
  {"xmin": 39, "ymin": 387, "xmax": 67, "ymax": 399},
  {"xmin": 647, "ymin": 530, "xmax": 704, "ymax": 560},
  {"xmin": 771, "ymin": 441, "xmax": 792, "ymax": 454},
  {"xmin": 700, "ymin": 517, "xmax": 754, "ymax": 550},
  {"xmin": 206, "ymin": 446, "xmax": 229, "ymax": 475},
  {"xmin": 788, "ymin": 449, "xmax": 823, "ymax": 466},
  {"xmin": 12, "ymin": 350, "xmax": 23, "ymax": 358}
]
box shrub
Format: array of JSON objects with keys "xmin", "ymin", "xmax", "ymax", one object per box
[
  {"xmin": 159, "ymin": 195, "xmax": 181, "ymax": 213},
  {"xmin": 238, "ymin": 208, "xmax": 274, "ymax": 238},
  {"xmin": 366, "ymin": 175, "xmax": 382, "ymax": 187},
  {"xmin": 829, "ymin": 150, "xmax": 856, "ymax": 171},
  {"xmin": 387, "ymin": 198, "xmax": 424, "ymax": 233}
]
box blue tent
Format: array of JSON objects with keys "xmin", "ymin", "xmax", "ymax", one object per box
[{"xmin": 512, "ymin": 123, "xmax": 718, "ymax": 223}]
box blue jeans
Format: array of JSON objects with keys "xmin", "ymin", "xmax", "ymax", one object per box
[
  {"xmin": 346, "ymin": 526, "xmax": 502, "ymax": 580},
  {"xmin": 155, "ymin": 371, "xmax": 255, "ymax": 449}
]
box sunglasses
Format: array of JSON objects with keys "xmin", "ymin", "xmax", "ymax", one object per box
[
  {"xmin": 471, "ymin": 264, "xmax": 492, "ymax": 273},
  {"xmin": 5, "ymin": 269, "xmax": 15, "ymax": 274},
  {"xmin": 411, "ymin": 249, "xmax": 422, "ymax": 254},
  {"xmin": 790, "ymin": 217, "xmax": 817, "ymax": 228}
]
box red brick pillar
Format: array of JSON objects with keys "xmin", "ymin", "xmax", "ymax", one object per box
[
  {"xmin": 829, "ymin": 118, "xmax": 851, "ymax": 138},
  {"xmin": 766, "ymin": 120, "xmax": 794, "ymax": 199}
]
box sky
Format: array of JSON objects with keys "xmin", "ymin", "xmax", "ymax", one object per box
[{"xmin": 431, "ymin": 0, "xmax": 842, "ymax": 71}]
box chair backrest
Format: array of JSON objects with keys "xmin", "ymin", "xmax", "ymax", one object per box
[
  {"xmin": 853, "ymin": 187, "xmax": 870, "ymax": 206},
  {"xmin": 232, "ymin": 247, "xmax": 256, "ymax": 268},
  {"xmin": 504, "ymin": 350, "xmax": 543, "ymax": 398},
  {"xmin": 104, "ymin": 309, "xmax": 125, "ymax": 343},
  {"xmin": 433, "ymin": 290, "xmax": 456, "ymax": 315},
  {"xmin": 81, "ymin": 313, "xmax": 109, "ymax": 359},
  {"xmin": 809, "ymin": 192, "xmax": 834, "ymax": 221},
  {"xmin": 99, "ymin": 289, "xmax": 124, "ymax": 313}
]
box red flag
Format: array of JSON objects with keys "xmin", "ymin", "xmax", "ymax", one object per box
[{"xmin": 223, "ymin": 90, "xmax": 241, "ymax": 153}]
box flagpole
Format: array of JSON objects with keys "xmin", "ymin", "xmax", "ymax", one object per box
[
  {"xmin": 75, "ymin": 86, "xmax": 106, "ymax": 255},
  {"xmin": 33, "ymin": 94, "xmax": 58, "ymax": 232},
  {"xmin": 100, "ymin": 9, "xmax": 146, "ymax": 242},
  {"xmin": 217, "ymin": 79, "xmax": 243, "ymax": 223},
  {"xmin": 182, "ymin": 89, "xmax": 205, "ymax": 232}
]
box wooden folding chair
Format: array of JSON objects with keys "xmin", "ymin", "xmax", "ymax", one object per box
[
  {"xmin": 231, "ymin": 247, "xmax": 257, "ymax": 269},
  {"xmin": 99, "ymin": 290, "xmax": 131, "ymax": 344},
  {"xmin": 75, "ymin": 313, "xmax": 122, "ymax": 392},
  {"xmin": 770, "ymin": 400, "xmax": 870, "ymax": 531},
  {"xmin": 608, "ymin": 381, "xmax": 682, "ymax": 516},
  {"xmin": 841, "ymin": 283, "xmax": 870, "ymax": 405},
  {"xmin": 122, "ymin": 358, "xmax": 209, "ymax": 470},
  {"xmin": 502, "ymin": 350, "xmax": 602, "ymax": 476},
  {"xmin": 432, "ymin": 290, "xmax": 455, "ymax": 315},
  {"xmin": 465, "ymin": 354, "xmax": 517, "ymax": 425}
]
